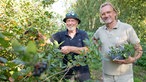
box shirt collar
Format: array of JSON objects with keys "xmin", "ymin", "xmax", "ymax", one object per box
[
  {"xmin": 104, "ymin": 20, "xmax": 120, "ymax": 30},
  {"xmin": 65, "ymin": 28, "xmax": 79, "ymax": 36}
]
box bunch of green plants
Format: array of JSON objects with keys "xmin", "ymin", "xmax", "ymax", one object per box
[
  {"xmin": 0, "ymin": 0, "xmax": 63, "ymax": 81},
  {"xmin": 0, "ymin": 39, "xmax": 64, "ymax": 82},
  {"xmin": 108, "ymin": 44, "xmax": 135, "ymax": 60},
  {"xmin": 0, "ymin": 31, "xmax": 101, "ymax": 81}
]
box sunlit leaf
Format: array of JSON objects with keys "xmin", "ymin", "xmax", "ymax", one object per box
[
  {"xmin": 0, "ymin": 33, "xmax": 10, "ymax": 48},
  {"xmin": 11, "ymin": 39, "xmax": 26, "ymax": 52},
  {"xmin": 0, "ymin": 75, "xmax": 7, "ymax": 80},
  {"xmin": 0, "ymin": 57, "xmax": 7, "ymax": 63},
  {"xmin": 12, "ymin": 58, "xmax": 25, "ymax": 65},
  {"xmin": 26, "ymin": 41, "xmax": 37, "ymax": 54}
]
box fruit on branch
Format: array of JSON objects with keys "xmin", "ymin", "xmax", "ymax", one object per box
[{"xmin": 33, "ymin": 62, "xmax": 47, "ymax": 76}]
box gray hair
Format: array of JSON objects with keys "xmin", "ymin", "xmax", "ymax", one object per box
[
  {"xmin": 99, "ymin": 2, "xmax": 117, "ymax": 13},
  {"xmin": 99, "ymin": 2, "xmax": 118, "ymax": 23}
]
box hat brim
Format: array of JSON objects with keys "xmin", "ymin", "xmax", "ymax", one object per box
[{"xmin": 63, "ymin": 18, "xmax": 81, "ymax": 24}]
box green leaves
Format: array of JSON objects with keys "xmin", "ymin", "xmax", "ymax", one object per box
[
  {"xmin": 0, "ymin": 75, "xmax": 7, "ymax": 80},
  {"xmin": 73, "ymin": 0, "xmax": 103, "ymax": 31},
  {"xmin": 108, "ymin": 44, "xmax": 134, "ymax": 60},
  {"xmin": 26, "ymin": 41, "xmax": 37, "ymax": 54},
  {"xmin": 12, "ymin": 39, "xmax": 37, "ymax": 54},
  {"xmin": 11, "ymin": 39, "xmax": 38, "ymax": 63},
  {"xmin": 0, "ymin": 57, "xmax": 7, "ymax": 63},
  {"xmin": 12, "ymin": 39, "xmax": 26, "ymax": 52},
  {"xmin": 0, "ymin": 32, "xmax": 10, "ymax": 48},
  {"xmin": 0, "ymin": 0, "xmax": 64, "ymax": 81}
]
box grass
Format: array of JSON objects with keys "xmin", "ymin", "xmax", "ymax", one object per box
[
  {"xmin": 89, "ymin": 63, "xmax": 146, "ymax": 82},
  {"xmin": 134, "ymin": 64, "xmax": 146, "ymax": 82}
]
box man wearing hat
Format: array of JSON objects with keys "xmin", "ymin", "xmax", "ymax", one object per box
[{"xmin": 51, "ymin": 11, "xmax": 90, "ymax": 82}]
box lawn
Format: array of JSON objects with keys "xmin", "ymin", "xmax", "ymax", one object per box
[{"xmin": 90, "ymin": 63, "xmax": 146, "ymax": 82}]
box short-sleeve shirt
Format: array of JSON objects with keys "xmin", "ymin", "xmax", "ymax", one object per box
[
  {"xmin": 52, "ymin": 28, "xmax": 89, "ymax": 64},
  {"xmin": 93, "ymin": 20, "xmax": 140, "ymax": 75}
]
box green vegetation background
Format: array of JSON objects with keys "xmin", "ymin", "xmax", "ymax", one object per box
[{"xmin": 0, "ymin": 0, "xmax": 146, "ymax": 82}]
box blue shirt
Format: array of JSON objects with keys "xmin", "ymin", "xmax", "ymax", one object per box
[
  {"xmin": 52, "ymin": 29, "xmax": 88, "ymax": 48},
  {"xmin": 52, "ymin": 28, "xmax": 89, "ymax": 64}
]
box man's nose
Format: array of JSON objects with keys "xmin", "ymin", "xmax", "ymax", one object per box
[
  {"xmin": 68, "ymin": 21, "xmax": 73, "ymax": 24},
  {"xmin": 104, "ymin": 13, "xmax": 109, "ymax": 17}
]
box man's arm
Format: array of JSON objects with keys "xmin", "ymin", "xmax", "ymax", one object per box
[
  {"xmin": 133, "ymin": 43, "xmax": 143, "ymax": 61},
  {"xmin": 61, "ymin": 46, "xmax": 88, "ymax": 55}
]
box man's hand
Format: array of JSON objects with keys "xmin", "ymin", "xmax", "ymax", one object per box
[
  {"xmin": 113, "ymin": 56, "xmax": 136, "ymax": 64},
  {"xmin": 61, "ymin": 46, "xmax": 71, "ymax": 54}
]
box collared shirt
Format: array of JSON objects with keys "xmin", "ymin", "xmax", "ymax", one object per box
[
  {"xmin": 52, "ymin": 28, "xmax": 88, "ymax": 48},
  {"xmin": 93, "ymin": 20, "xmax": 140, "ymax": 75},
  {"xmin": 52, "ymin": 28, "xmax": 88, "ymax": 64}
]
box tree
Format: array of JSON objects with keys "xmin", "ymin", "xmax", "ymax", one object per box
[
  {"xmin": 72, "ymin": 0, "xmax": 107, "ymax": 31},
  {"xmin": 0, "ymin": 0, "xmax": 62, "ymax": 81}
]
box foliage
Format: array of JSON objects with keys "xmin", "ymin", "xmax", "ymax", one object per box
[
  {"xmin": 0, "ymin": 39, "xmax": 64, "ymax": 81},
  {"xmin": 72, "ymin": 0, "xmax": 107, "ymax": 31},
  {"xmin": 0, "ymin": 0, "xmax": 57, "ymax": 58},
  {"xmin": 134, "ymin": 65, "xmax": 146, "ymax": 82},
  {"xmin": 134, "ymin": 78, "xmax": 143, "ymax": 82},
  {"xmin": 108, "ymin": 44, "xmax": 134, "ymax": 60},
  {"xmin": 0, "ymin": 0, "xmax": 62, "ymax": 81},
  {"xmin": 0, "ymin": 36, "xmax": 102, "ymax": 81},
  {"xmin": 41, "ymin": 0, "xmax": 55, "ymax": 8},
  {"xmin": 0, "ymin": 0, "xmax": 146, "ymax": 81},
  {"xmin": 136, "ymin": 43, "xmax": 146, "ymax": 69}
]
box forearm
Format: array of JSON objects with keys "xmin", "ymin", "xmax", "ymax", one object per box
[
  {"xmin": 61, "ymin": 46, "xmax": 88, "ymax": 54},
  {"xmin": 68, "ymin": 46, "xmax": 88, "ymax": 54},
  {"xmin": 134, "ymin": 43, "xmax": 143, "ymax": 60}
]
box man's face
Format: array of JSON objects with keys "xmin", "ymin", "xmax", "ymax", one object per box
[
  {"xmin": 100, "ymin": 5, "xmax": 117, "ymax": 24},
  {"xmin": 66, "ymin": 18, "xmax": 78, "ymax": 31}
]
